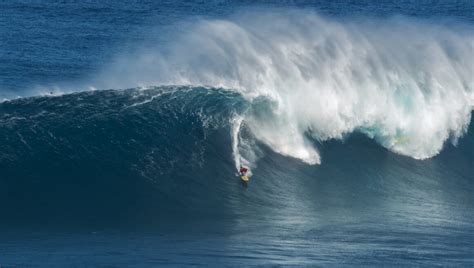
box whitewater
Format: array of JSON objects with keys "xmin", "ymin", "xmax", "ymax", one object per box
[{"xmin": 83, "ymin": 11, "xmax": 473, "ymax": 165}]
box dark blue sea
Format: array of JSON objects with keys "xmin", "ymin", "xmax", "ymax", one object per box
[{"xmin": 1, "ymin": 1, "xmax": 473, "ymax": 266}]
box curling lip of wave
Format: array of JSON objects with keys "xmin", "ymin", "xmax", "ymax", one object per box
[{"xmin": 98, "ymin": 11, "xmax": 473, "ymax": 163}]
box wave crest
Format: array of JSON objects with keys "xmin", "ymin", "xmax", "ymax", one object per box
[{"xmin": 99, "ymin": 10, "xmax": 474, "ymax": 164}]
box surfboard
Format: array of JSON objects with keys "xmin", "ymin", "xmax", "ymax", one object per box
[{"xmin": 240, "ymin": 175, "xmax": 249, "ymax": 182}]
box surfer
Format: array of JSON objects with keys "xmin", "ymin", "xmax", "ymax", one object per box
[
  {"xmin": 239, "ymin": 166, "xmax": 249, "ymax": 183},
  {"xmin": 239, "ymin": 166, "xmax": 248, "ymax": 176}
]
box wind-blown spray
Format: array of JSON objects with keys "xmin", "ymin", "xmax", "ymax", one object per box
[{"xmin": 99, "ymin": 10, "xmax": 474, "ymax": 164}]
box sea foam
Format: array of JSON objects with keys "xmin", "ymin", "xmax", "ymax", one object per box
[{"xmin": 100, "ymin": 10, "xmax": 474, "ymax": 164}]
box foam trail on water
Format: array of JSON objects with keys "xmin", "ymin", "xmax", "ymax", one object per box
[
  {"xmin": 231, "ymin": 115, "xmax": 259, "ymax": 174},
  {"xmin": 231, "ymin": 115, "xmax": 244, "ymax": 170},
  {"xmin": 98, "ymin": 10, "xmax": 474, "ymax": 164}
]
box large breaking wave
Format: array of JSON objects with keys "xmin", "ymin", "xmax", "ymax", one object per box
[
  {"xmin": 0, "ymin": 86, "xmax": 472, "ymax": 225},
  {"xmin": 1, "ymin": 7, "xmax": 473, "ymax": 265},
  {"xmin": 90, "ymin": 10, "xmax": 474, "ymax": 164},
  {"xmin": 5, "ymin": 10, "xmax": 473, "ymax": 167}
]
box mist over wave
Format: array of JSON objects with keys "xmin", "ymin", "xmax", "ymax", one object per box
[{"xmin": 91, "ymin": 10, "xmax": 474, "ymax": 164}]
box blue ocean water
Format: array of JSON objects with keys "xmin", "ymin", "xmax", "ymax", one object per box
[{"xmin": 1, "ymin": 1, "xmax": 473, "ymax": 266}]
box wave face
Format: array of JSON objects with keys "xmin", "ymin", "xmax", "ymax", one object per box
[
  {"xmin": 0, "ymin": 87, "xmax": 246, "ymax": 222},
  {"xmin": 0, "ymin": 87, "xmax": 473, "ymax": 265},
  {"xmin": 95, "ymin": 11, "xmax": 474, "ymax": 164},
  {"xmin": 0, "ymin": 87, "xmax": 472, "ymax": 223}
]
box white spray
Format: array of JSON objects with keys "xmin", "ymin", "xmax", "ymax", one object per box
[
  {"xmin": 97, "ymin": 10, "xmax": 474, "ymax": 165},
  {"xmin": 231, "ymin": 115, "xmax": 244, "ymax": 170},
  {"xmin": 231, "ymin": 115, "xmax": 255, "ymax": 175}
]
